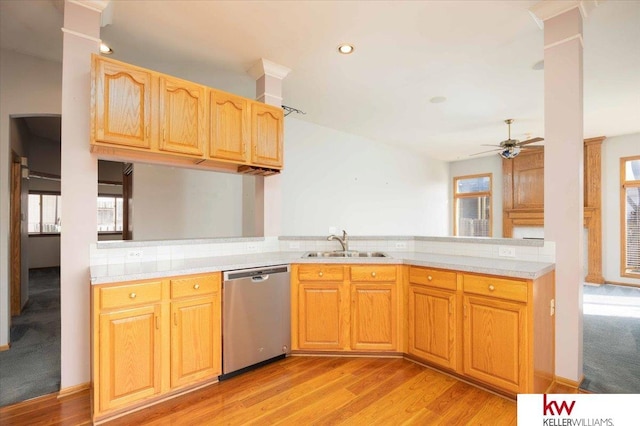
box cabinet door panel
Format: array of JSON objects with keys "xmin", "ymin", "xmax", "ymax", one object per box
[
  {"xmin": 210, "ymin": 91, "xmax": 249, "ymax": 162},
  {"xmin": 171, "ymin": 296, "xmax": 220, "ymax": 388},
  {"xmin": 251, "ymin": 103, "xmax": 283, "ymax": 167},
  {"xmin": 298, "ymin": 284, "xmax": 348, "ymax": 350},
  {"xmin": 351, "ymin": 283, "xmax": 396, "ymax": 351},
  {"xmin": 463, "ymin": 295, "xmax": 527, "ymax": 393},
  {"xmin": 94, "ymin": 59, "xmax": 152, "ymax": 148},
  {"xmin": 408, "ymin": 285, "xmax": 456, "ymax": 369},
  {"xmin": 99, "ymin": 304, "xmax": 161, "ymax": 412},
  {"xmin": 159, "ymin": 77, "xmax": 206, "ymax": 155}
]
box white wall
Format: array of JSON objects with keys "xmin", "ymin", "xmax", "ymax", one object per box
[
  {"xmin": 280, "ymin": 118, "xmax": 449, "ymax": 236},
  {"xmin": 448, "ymin": 155, "xmax": 503, "ymax": 238},
  {"xmin": 602, "ymin": 132, "xmax": 640, "ymax": 285},
  {"xmin": 132, "ymin": 164, "xmax": 246, "ymax": 240},
  {"xmin": 0, "ymin": 49, "xmax": 62, "ymax": 347}
]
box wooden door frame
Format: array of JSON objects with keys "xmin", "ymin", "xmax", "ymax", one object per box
[{"xmin": 10, "ymin": 152, "xmax": 22, "ymax": 317}]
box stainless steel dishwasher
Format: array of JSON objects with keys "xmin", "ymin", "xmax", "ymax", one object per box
[{"xmin": 220, "ymin": 265, "xmax": 290, "ymax": 380}]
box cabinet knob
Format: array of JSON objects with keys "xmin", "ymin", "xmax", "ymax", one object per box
[
  {"xmin": 194, "ymin": 284, "xmax": 200, "ymax": 290},
  {"xmin": 371, "ymin": 272, "xmax": 376, "ymax": 277},
  {"xmin": 129, "ymin": 292, "xmax": 136, "ymax": 299},
  {"xmin": 488, "ymin": 285, "xmax": 495, "ymax": 291},
  {"xmin": 318, "ymin": 271, "xmax": 324, "ymax": 277},
  {"xmin": 427, "ymin": 275, "xmax": 433, "ymax": 281}
]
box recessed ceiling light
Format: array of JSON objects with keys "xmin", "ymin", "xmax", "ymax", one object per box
[
  {"xmin": 429, "ymin": 96, "xmax": 447, "ymax": 104},
  {"xmin": 100, "ymin": 43, "xmax": 113, "ymax": 55},
  {"xmin": 532, "ymin": 60, "xmax": 544, "ymax": 70},
  {"xmin": 337, "ymin": 43, "xmax": 355, "ymax": 55}
]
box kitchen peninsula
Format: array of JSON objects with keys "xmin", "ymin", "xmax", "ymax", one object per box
[{"xmin": 89, "ymin": 235, "xmax": 555, "ymax": 423}]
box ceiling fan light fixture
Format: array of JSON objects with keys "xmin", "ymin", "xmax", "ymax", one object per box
[
  {"xmin": 337, "ymin": 43, "xmax": 355, "ymax": 54},
  {"xmin": 499, "ymin": 146, "xmax": 521, "ymax": 159}
]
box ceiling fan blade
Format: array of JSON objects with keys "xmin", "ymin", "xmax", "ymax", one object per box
[
  {"xmin": 481, "ymin": 144, "xmax": 503, "ymax": 147},
  {"xmin": 469, "ymin": 148, "xmax": 501, "ymax": 156},
  {"xmin": 518, "ymin": 137, "xmax": 544, "ymax": 146},
  {"xmin": 521, "ymin": 145, "xmax": 544, "ymax": 149}
]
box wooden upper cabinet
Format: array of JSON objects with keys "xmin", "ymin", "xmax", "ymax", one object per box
[
  {"xmin": 93, "ymin": 56, "xmax": 153, "ymax": 149},
  {"xmin": 251, "ymin": 102, "xmax": 283, "ymax": 168},
  {"xmin": 209, "ymin": 91, "xmax": 249, "ymax": 162},
  {"xmin": 91, "ymin": 56, "xmax": 286, "ymax": 172},
  {"xmin": 158, "ymin": 76, "xmax": 207, "ymax": 156}
]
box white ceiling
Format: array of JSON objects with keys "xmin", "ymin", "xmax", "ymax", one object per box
[{"xmin": 1, "ymin": 0, "xmax": 639, "ymax": 161}]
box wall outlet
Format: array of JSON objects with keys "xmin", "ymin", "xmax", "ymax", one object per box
[
  {"xmin": 246, "ymin": 242, "xmax": 258, "ymax": 252},
  {"xmin": 127, "ymin": 250, "xmax": 143, "ymax": 259},
  {"xmin": 395, "ymin": 241, "xmax": 407, "ymax": 249},
  {"xmin": 498, "ymin": 246, "xmax": 516, "ymax": 257},
  {"xmin": 289, "ymin": 241, "xmax": 301, "ymax": 250}
]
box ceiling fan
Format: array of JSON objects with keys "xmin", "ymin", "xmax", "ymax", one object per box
[{"xmin": 471, "ymin": 119, "xmax": 544, "ymax": 159}]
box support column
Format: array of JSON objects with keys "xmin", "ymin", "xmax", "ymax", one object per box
[
  {"xmin": 531, "ymin": 1, "xmax": 587, "ymax": 384},
  {"xmin": 60, "ymin": 0, "xmax": 104, "ymax": 389},
  {"xmin": 248, "ymin": 59, "xmax": 291, "ymax": 237}
]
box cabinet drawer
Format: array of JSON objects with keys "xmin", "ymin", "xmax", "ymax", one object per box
[
  {"xmin": 170, "ymin": 274, "xmax": 219, "ymax": 299},
  {"xmin": 409, "ymin": 267, "xmax": 457, "ymax": 290},
  {"xmin": 462, "ymin": 274, "xmax": 528, "ymax": 303},
  {"xmin": 100, "ymin": 281, "xmax": 162, "ymax": 310},
  {"xmin": 297, "ymin": 265, "xmax": 344, "ymax": 281},
  {"xmin": 350, "ymin": 265, "xmax": 397, "ymax": 282}
]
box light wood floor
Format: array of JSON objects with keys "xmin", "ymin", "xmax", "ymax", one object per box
[{"xmin": 1, "ymin": 356, "xmax": 518, "ymax": 425}]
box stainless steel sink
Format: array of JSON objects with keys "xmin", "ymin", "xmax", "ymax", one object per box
[{"xmin": 303, "ymin": 251, "xmax": 388, "ymax": 258}]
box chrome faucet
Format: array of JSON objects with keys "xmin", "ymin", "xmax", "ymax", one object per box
[{"xmin": 328, "ymin": 230, "xmax": 349, "ymax": 252}]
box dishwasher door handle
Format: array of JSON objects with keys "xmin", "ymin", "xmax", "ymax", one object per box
[{"xmin": 251, "ymin": 275, "xmax": 269, "ymax": 283}]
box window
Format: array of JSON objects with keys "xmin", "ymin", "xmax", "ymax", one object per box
[
  {"xmin": 97, "ymin": 196, "xmax": 123, "ymax": 233},
  {"xmin": 28, "ymin": 193, "xmax": 62, "ymax": 234},
  {"xmin": 453, "ymin": 174, "xmax": 492, "ymax": 237},
  {"xmin": 621, "ymin": 156, "xmax": 640, "ymax": 277}
]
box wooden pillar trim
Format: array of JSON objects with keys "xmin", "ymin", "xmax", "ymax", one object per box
[{"xmin": 584, "ymin": 136, "xmax": 605, "ymax": 283}]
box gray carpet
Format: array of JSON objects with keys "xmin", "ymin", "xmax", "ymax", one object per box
[
  {"xmin": 0, "ymin": 267, "xmax": 61, "ymax": 407},
  {"xmin": 581, "ymin": 283, "xmax": 640, "ymax": 393}
]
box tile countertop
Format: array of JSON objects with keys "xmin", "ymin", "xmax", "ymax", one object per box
[{"xmin": 90, "ymin": 251, "xmax": 555, "ymax": 285}]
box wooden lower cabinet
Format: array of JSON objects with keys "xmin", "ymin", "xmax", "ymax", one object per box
[
  {"xmin": 297, "ymin": 283, "xmax": 349, "ymax": 350},
  {"xmin": 351, "ymin": 283, "xmax": 397, "ymax": 351},
  {"xmin": 98, "ymin": 304, "xmax": 162, "ymax": 412},
  {"xmin": 462, "ymin": 294, "xmax": 527, "ymax": 394},
  {"xmin": 408, "ymin": 284, "xmax": 457, "ymax": 370},
  {"xmin": 405, "ymin": 266, "xmax": 554, "ymax": 396},
  {"xmin": 291, "ymin": 264, "xmax": 401, "ymax": 352},
  {"xmin": 170, "ymin": 296, "xmax": 220, "ymax": 388},
  {"xmin": 92, "ymin": 273, "xmax": 221, "ymax": 422}
]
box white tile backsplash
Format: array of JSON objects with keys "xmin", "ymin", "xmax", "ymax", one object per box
[{"xmin": 91, "ymin": 236, "xmax": 556, "ymax": 267}]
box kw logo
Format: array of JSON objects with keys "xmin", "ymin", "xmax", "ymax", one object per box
[{"xmin": 543, "ymin": 394, "xmax": 576, "ymax": 416}]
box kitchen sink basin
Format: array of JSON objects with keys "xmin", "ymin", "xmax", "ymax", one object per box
[{"xmin": 303, "ymin": 251, "xmax": 388, "ymax": 258}]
